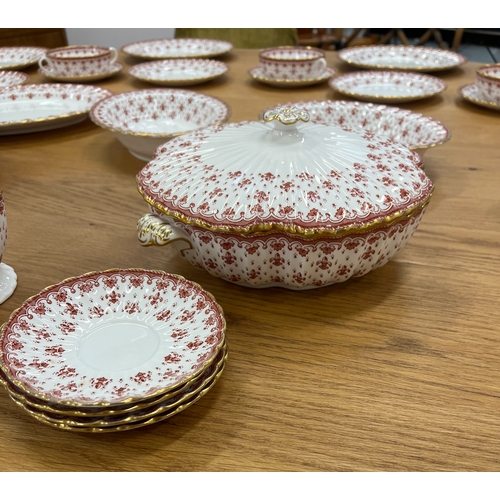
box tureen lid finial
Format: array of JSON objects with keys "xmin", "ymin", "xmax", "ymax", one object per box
[{"xmin": 263, "ymin": 106, "xmax": 310, "ymax": 126}]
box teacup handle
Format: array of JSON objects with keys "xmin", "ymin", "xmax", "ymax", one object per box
[
  {"xmin": 38, "ymin": 56, "xmax": 53, "ymax": 71},
  {"xmin": 109, "ymin": 47, "xmax": 118, "ymax": 64},
  {"xmin": 317, "ymin": 57, "xmax": 327, "ymax": 73}
]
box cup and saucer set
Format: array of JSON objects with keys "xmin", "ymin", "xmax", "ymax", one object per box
[
  {"xmin": 249, "ymin": 46, "xmax": 336, "ymax": 88},
  {"xmin": 39, "ymin": 45, "xmax": 122, "ymax": 83},
  {"xmin": 459, "ymin": 64, "xmax": 500, "ymax": 111}
]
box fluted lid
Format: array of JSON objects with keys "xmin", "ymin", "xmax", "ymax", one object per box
[{"xmin": 137, "ymin": 106, "xmax": 433, "ymax": 237}]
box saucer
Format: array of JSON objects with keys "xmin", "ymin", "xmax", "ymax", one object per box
[
  {"xmin": 0, "ymin": 47, "xmax": 46, "ymax": 70},
  {"xmin": 39, "ymin": 62, "xmax": 122, "ymax": 82},
  {"xmin": 329, "ymin": 71, "xmax": 447, "ymax": 103},
  {"xmin": 129, "ymin": 58, "xmax": 228, "ymax": 86},
  {"xmin": 0, "ymin": 263, "xmax": 17, "ymax": 304},
  {"xmin": 458, "ymin": 83, "xmax": 500, "ymax": 111},
  {"xmin": 249, "ymin": 66, "xmax": 336, "ymax": 88}
]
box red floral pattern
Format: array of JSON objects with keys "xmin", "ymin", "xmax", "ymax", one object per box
[{"xmin": 0, "ymin": 270, "xmax": 225, "ymax": 404}]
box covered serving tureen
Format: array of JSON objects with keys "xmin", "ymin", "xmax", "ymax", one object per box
[{"xmin": 136, "ymin": 106, "xmax": 434, "ymax": 289}]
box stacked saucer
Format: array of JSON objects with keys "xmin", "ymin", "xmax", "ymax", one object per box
[{"xmin": 0, "ymin": 269, "xmax": 227, "ymax": 432}]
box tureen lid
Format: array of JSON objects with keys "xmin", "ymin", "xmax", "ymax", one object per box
[{"xmin": 137, "ymin": 106, "xmax": 433, "ymax": 237}]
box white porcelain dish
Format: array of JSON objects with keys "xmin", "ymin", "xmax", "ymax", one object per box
[
  {"xmin": 0, "ymin": 84, "xmax": 113, "ymax": 135},
  {"xmin": 90, "ymin": 88, "xmax": 231, "ymax": 161},
  {"xmin": 0, "ymin": 46, "xmax": 46, "ymax": 70},
  {"xmin": 0, "ymin": 269, "xmax": 226, "ymax": 407},
  {"xmin": 0, "ymin": 70, "xmax": 29, "ymax": 88},
  {"xmin": 122, "ymin": 38, "xmax": 233, "ymax": 60},
  {"xmin": 329, "ymin": 70, "xmax": 447, "ymax": 103},
  {"xmin": 262, "ymin": 100, "xmax": 450, "ymax": 154},
  {"xmin": 136, "ymin": 106, "xmax": 434, "ymax": 290},
  {"xmin": 338, "ymin": 45, "xmax": 466, "ymax": 72},
  {"xmin": 40, "ymin": 62, "xmax": 122, "ymax": 82},
  {"xmin": 459, "ymin": 82, "xmax": 500, "ymax": 111},
  {"xmin": 249, "ymin": 66, "xmax": 336, "ymax": 88},
  {"xmin": 129, "ymin": 58, "xmax": 228, "ymax": 86}
]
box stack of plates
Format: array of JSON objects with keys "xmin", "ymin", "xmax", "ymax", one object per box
[{"xmin": 0, "ymin": 269, "xmax": 227, "ymax": 432}]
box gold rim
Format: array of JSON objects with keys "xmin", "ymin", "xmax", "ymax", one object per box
[
  {"xmin": 46, "ymin": 45, "xmax": 112, "ymax": 60},
  {"xmin": 138, "ymin": 184, "xmax": 433, "ymax": 239},
  {"xmin": 10, "ymin": 345, "xmax": 227, "ymax": 427},
  {"xmin": 12, "ymin": 359, "xmax": 226, "ymax": 433},
  {"xmin": 0, "ymin": 268, "xmax": 227, "ymax": 408}
]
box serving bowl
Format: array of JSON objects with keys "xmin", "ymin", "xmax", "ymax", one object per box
[
  {"xmin": 260, "ymin": 100, "xmax": 450, "ymax": 156},
  {"xmin": 90, "ymin": 89, "xmax": 231, "ymax": 161},
  {"xmin": 136, "ymin": 106, "xmax": 434, "ymax": 290}
]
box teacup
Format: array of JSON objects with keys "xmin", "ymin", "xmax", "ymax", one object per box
[
  {"xmin": 39, "ymin": 45, "xmax": 118, "ymax": 76},
  {"xmin": 259, "ymin": 46, "xmax": 327, "ymax": 80},
  {"xmin": 476, "ymin": 64, "xmax": 500, "ymax": 102}
]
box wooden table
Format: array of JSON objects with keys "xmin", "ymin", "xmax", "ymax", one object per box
[{"xmin": 1, "ymin": 48, "xmax": 499, "ymax": 472}]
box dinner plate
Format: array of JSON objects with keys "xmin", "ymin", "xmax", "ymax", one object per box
[
  {"xmin": 0, "ymin": 83, "xmax": 113, "ymax": 135},
  {"xmin": 0, "ymin": 269, "xmax": 226, "ymax": 407},
  {"xmin": 338, "ymin": 45, "xmax": 466, "ymax": 72},
  {"xmin": 129, "ymin": 58, "xmax": 228, "ymax": 86},
  {"xmin": 249, "ymin": 66, "xmax": 336, "ymax": 88},
  {"xmin": 260, "ymin": 100, "xmax": 450, "ymax": 153},
  {"xmin": 39, "ymin": 62, "xmax": 123, "ymax": 83},
  {"xmin": 122, "ymin": 38, "xmax": 233, "ymax": 59},
  {"xmin": 0, "ymin": 46, "xmax": 46, "ymax": 70},
  {"xmin": 458, "ymin": 82, "xmax": 500, "ymax": 111},
  {"xmin": 329, "ymin": 70, "xmax": 447, "ymax": 103},
  {"xmin": 0, "ymin": 71, "xmax": 29, "ymax": 88}
]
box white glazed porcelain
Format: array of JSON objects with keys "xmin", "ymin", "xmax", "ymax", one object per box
[
  {"xmin": 39, "ymin": 45, "xmax": 118, "ymax": 76},
  {"xmin": 0, "ymin": 47, "xmax": 46, "ymax": 70},
  {"xmin": 90, "ymin": 89, "xmax": 231, "ymax": 161},
  {"xmin": 338, "ymin": 45, "xmax": 467, "ymax": 72},
  {"xmin": 129, "ymin": 58, "xmax": 228, "ymax": 86},
  {"xmin": 476, "ymin": 64, "xmax": 500, "ymax": 102},
  {"xmin": 136, "ymin": 106, "xmax": 434, "ymax": 289},
  {"xmin": 259, "ymin": 46, "xmax": 327, "ymax": 80},
  {"xmin": 40, "ymin": 62, "xmax": 122, "ymax": 83},
  {"xmin": 0, "ymin": 84, "xmax": 113, "ymax": 135},
  {"xmin": 0, "ymin": 193, "xmax": 17, "ymax": 304},
  {"xmin": 249, "ymin": 66, "xmax": 336, "ymax": 88},
  {"xmin": 329, "ymin": 70, "xmax": 447, "ymax": 103},
  {"xmin": 459, "ymin": 83, "xmax": 500, "ymax": 111},
  {"xmin": 0, "ymin": 71, "xmax": 29, "ymax": 88},
  {"xmin": 122, "ymin": 38, "xmax": 233, "ymax": 59},
  {"xmin": 261, "ymin": 100, "xmax": 450, "ymax": 154},
  {"xmin": 0, "ymin": 269, "xmax": 226, "ymax": 406}
]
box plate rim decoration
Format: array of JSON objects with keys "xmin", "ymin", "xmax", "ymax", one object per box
[
  {"xmin": 122, "ymin": 38, "xmax": 233, "ymax": 60},
  {"xmin": 0, "ymin": 268, "xmax": 226, "ymax": 407},
  {"xmin": 128, "ymin": 58, "xmax": 228, "ymax": 86},
  {"xmin": 328, "ymin": 70, "xmax": 447, "ymax": 103},
  {"xmin": 0, "ymin": 46, "xmax": 47, "ymax": 70},
  {"xmin": 338, "ymin": 45, "xmax": 467, "ymax": 72},
  {"xmin": 249, "ymin": 66, "xmax": 336, "ymax": 88},
  {"xmin": 0, "ymin": 83, "xmax": 114, "ymax": 134},
  {"xmin": 458, "ymin": 82, "xmax": 500, "ymax": 111}
]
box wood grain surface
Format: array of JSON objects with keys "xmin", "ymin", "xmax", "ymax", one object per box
[{"xmin": 0, "ymin": 48, "xmax": 499, "ymax": 472}]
